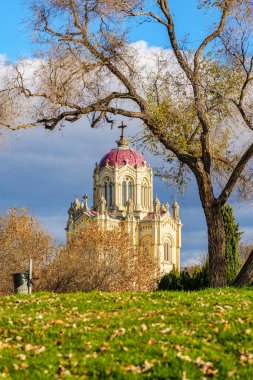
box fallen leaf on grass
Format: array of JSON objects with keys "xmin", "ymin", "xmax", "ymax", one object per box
[
  {"xmin": 239, "ymin": 351, "xmax": 253, "ymax": 365},
  {"xmin": 110, "ymin": 327, "xmax": 126, "ymax": 340},
  {"xmin": 20, "ymin": 362, "xmax": 28, "ymax": 369},
  {"xmin": 195, "ymin": 357, "xmax": 218, "ymax": 376},
  {"xmin": 176, "ymin": 352, "xmax": 192, "ymax": 362},
  {"xmin": 64, "ymin": 353, "xmax": 73, "ymax": 359},
  {"xmin": 148, "ymin": 338, "xmax": 157, "ymax": 345},
  {"xmin": 0, "ymin": 342, "xmax": 9, "ymax": 350},
  {"xmin": 125, "ymin": 364, "xmax": 141, "ymax": 373},
  {"xmin": 99, "ymin": 343, "xmax": 110, "ymax": 351},
  {"xmin": 43, "ymin": 319, "xmax": 68, "ymax": 328},
  {"xmin": 214, "ymin": 305, "xmax": 225, "ymax": 312},
  {"xmin": 141, "ymin": 324, "xmax": 148, "ymax": 332},
  {"xmin": 24, "ymin": 344, "xmax": 45, "ymax": 355},
  {"xmin": 56, "ymin": 366, "xmax": 70, "ymax": 376},
  {"xmin": 160, "ymin": 327, "xmax": 173, "ymax": 334},
  {"xmin": 124, "ymin": 361, "xmax": 153, "ymax": 373},
  {"xmin": 17, "ymin": 354, "xmax": 26, "ymax": 361},
  {"xmin": 24, "ymin": 344, "xmax": 33, "ymax": 352},
  {"xmin": 227, "ymin": 369, "xmax": 237, "ymax": 377},
  {"xmin": 142, "ymin": 361, "xmax": 153, "ymax": 372},
  {"xmin": 35, "ymin": 346, "xmax": 46, "ymax": 355},
  {"xmin": 85, "ymin": 352, "xmax": 98, "ymax": 359},
  {"xmin": 152, "ymin": 323, "xmax": 165, "ymax": 327},
  {"xmin": 174, "ymin": 344, "xmax": 185, "ymax": 352},
  {"xmin": 51, "ymin": 319, "xmax": 65, "ymax": 325}
]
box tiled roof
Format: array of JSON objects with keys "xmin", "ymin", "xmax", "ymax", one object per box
[
  {"xmin": 143, "ymin": 211, "xmax": 167, "ymax": 220},
  {"xmin": 99, "ymin": 147, "xmax": 149, "ymax": 168}
]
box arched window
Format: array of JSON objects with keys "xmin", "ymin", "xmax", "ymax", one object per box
[
  {"xmin": 122, "ymin": 178, "xmax": 134, "ymax": 206},
  {"xmin": 164, "ymin": 240, "xmax": 172, "ymax": 262},
  {"xmin": 104, "ymin": 181, "xmax": 108, "ymax": 204},
  {"xmin": 141, "ymin": 180, "xmax": 148, "ymax": 209},
  {"xmin": 109, "ymin": 182, "xmax": 113, "ymax": 207},
  {"xmin": 128, "ymin": 181, "xmax": 133, "ymax": 201},
  {"xmin": 122, "ymin": 181, "xmax": 127, "ymax": 206},
  {"xmin": 104, "ymin": 178, "xmax": 113, "ymax": 208},
  {"xmin": 144, "ymin": 185, "xmax": 147, "ymax": 208}
]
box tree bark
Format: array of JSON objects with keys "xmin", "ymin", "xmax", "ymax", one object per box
[
  {"xmin": 204, "ymin": 205, "xmax": 227, "ymax": 287},
  {"xmin": 233, "ymin": 249, "xmax": 253, "ymax": 287},
  {"xmin": 195, "ymin": 167, "xmax": 227, "ymax": 288}
]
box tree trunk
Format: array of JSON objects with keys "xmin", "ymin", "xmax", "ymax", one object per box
[
  {"xmin": 233, "ymin": 249, "xmax": 253, "ymax": 287},
  {"xmin": 204, "ymin": 205, "xmax": 227, "ymax": 287}
]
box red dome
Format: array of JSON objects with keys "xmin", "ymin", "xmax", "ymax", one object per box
[{"xmin": 99, "ymin": 147, "xmax": 148, "ymax": 168}]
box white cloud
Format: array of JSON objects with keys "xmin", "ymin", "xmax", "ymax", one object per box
[{"xmin": 0, "ymin": 54, "xmax": 7, "ymax": 64}]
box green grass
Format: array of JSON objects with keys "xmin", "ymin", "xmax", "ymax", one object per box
[{"xmin": 0, "ymin": 289, "xmax": 253, "ymax": 379}]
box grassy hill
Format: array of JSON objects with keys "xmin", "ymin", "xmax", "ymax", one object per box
[{"xmin": 0, "ymin": 289, "xmax": 252, "ymax": 379}]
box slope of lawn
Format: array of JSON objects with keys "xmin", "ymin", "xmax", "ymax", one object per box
[{"xmin": 0, "ymin": 289, "xmax": 252, "ymax": 379}]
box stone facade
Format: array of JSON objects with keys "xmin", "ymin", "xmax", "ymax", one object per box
[{"xmin": 66, "ymin": 126, "xmax": 182, "ymax": 274}]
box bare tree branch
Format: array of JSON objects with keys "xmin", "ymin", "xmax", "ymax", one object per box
[
  {"xmin": 194, "ymin": 4, "xmax": 229, "ymax": 73},
  {"xmin": 218, "ymin": 142, "xmax": 253, "ymax": 204}
]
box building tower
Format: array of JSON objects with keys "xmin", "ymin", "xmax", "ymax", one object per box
[{"xmin": 66, "ymin": 123, "xmax": 182, "ymax": 274}]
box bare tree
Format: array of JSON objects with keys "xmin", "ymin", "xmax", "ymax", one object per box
[{"xmin": 0, "ymin": 0, "xmax": 253, "ymax": 287}]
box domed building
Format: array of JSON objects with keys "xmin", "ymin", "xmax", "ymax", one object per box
[{"xmin": 66, "ymin": 124, "xmax": 182, "ymax": 274}]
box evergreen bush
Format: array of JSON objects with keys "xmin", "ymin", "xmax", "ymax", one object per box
[
  {"xmin": 158, "ymin": 270, "xmax": 182, "ymax": 291},
  {"xmin": 222, "ymin": 205, "xmax": 242, "ymax": 284},
  {"xmin": 158, "ymin": 264, "xmax": 209, "ymax": 291}
]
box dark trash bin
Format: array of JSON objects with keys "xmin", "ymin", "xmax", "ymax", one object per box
[{"xmin": 13, "ymin": 272, "xmax": 29, "ymax": 294}]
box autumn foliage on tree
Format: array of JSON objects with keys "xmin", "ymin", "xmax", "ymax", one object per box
[
  {"xmin": 0, "ymin": 209, "xmax": 54, "ymax": 295},
  {"xmin": 0, "ymin": 211, "xmax": 158, "ymax": 295},
  {"xmin": 42, "ymin": 222, "xmax": 159, "ymax": 293}
]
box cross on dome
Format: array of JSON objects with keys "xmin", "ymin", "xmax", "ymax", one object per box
[
  {"xmin": 116, "ymin": 121, "xmax": 128, "ymax": 147},
  {"xmin": 99, "ymin": 122, "xmax": 148, "ymax": 168}
]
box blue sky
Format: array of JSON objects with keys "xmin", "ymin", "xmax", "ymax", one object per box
[
  {"xmin": 0, "ymin": 1, "xmax": 252, "ymax": 266},
  {"xmin": 0, "ymin": 0, "xmax": 216, "ymax": 61}
]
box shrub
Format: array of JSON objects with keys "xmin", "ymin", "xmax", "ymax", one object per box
[
  {"xmin": 158, "ymin": 270, "xmax": 182, "ymax": 291},
  {"xmin": 188, "ymin": 264, "xmax": 209, "ymax": 290},
  {"xmin": 43, "ymin": 222, "xmax": 159, "ymax": 293},
  {"xmin": 158, "ymin": 263, "xmax": 209, "ymax": 291}
]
